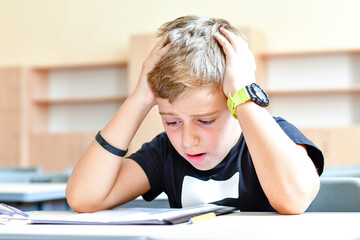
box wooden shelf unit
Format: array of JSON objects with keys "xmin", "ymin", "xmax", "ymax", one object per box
[
  {"xmin": 0, "ymin": 68, "xmax": 23, "ymax": 167},
  {"xmin": 256, "ymin": 48, "xmax": 360, "ymax": 90},
  {"xmin": 255, "ymin": 48, "xmax": 360, "ymax": 167},
  {"xmin": 0, "ymin": 35, "xmax": 166, "ymax": 171},
  {"xmin": 0, "ymin": 62, "xmax": 129, "ymax": 170}
]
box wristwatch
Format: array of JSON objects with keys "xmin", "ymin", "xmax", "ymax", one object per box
[{"xmin": 227, "ymin": 83, "xmax": 269, "ymax": 119}]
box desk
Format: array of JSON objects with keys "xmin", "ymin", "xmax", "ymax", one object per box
[
  {"xmin": 0, "ymin": 183, "xmax": 68, "ymax": 211},
  {"xmin": 0, "ymin": 183, "xmax": 66, "ymax": 202},
  {"xmin": 1, "ymin": 212, "xmax": 360, "ymax": 240},
  {"xmin": 0, "ymin": 183, "xmax": 168, "ymax": 210}
]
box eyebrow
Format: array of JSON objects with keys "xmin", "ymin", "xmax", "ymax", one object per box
[{"xmin": 159, "ymin": 110, "xmax": 220, "ymax": 118}]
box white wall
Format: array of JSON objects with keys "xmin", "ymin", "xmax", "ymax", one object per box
[{"xmin": 0, "ymin": 0, "xmax": 359, "ymax": 66}]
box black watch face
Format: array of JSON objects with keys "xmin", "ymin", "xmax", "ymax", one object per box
[
  {"xmin": 254, "ymin": 87, "xmax": 267, "ymax": 101},
  {"xmin": 248, "ymin": 83, "xmax": 269, "ymax": 107}
]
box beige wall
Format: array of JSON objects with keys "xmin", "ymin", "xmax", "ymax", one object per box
[{"xmin": 1, "ymin": 0, "xmax": 360, "ymax": 66}]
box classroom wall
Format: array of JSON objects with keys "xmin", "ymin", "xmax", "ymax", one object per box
[{"xmin": 0, "ymin": 0, "xmax": 360, "ymax": 66}]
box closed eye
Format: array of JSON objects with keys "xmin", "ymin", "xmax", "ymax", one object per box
[
  {"xmin": 198, "ymin": 119, "xmax": 215, "ymax": 125},
  {"xmin": 165, "ymin": 120, "xmax": 182, "ymax": 126}
]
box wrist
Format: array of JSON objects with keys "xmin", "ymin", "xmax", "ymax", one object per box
[
  {"xmin": 227, "ymin": 83, "xmax": 269, "ymax": 119},
  {"xmin": 132, "ymin": 85, "xmax": 156, "ymax": 107},
  {"xmin": 129, "ymin": 90, "xmax": 156, "ymax": 112},
  {"xmin": 223, "ymin": 84, "xmax": 245, "ymax": 97}
]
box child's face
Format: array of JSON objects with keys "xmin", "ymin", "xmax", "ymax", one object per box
[{"xmin": 156, "ymin": 88, "xmax": 241, "ymax": 171}]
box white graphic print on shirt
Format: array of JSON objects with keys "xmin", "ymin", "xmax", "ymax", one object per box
[{"xmin": 181, "ymin": 172, "xmax": 239, "ymax": 207}]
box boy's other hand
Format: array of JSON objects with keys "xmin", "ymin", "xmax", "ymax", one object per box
[
  {"xmin": 135, "ymin": 38, "xmax": 170, "ymax": 106},
  {"xmin": 215, "ymin": 27, "xmax": 256, "ymax": 96}
]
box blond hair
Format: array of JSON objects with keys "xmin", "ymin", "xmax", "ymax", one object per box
[{"xmin": 147, "ymin": 15, "xmax": 245, "ymax": 103}]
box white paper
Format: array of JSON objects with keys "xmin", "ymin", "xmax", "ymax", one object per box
[{"xmin": 30, "ymin": 204, "xmax": 235, "ymax": 225}]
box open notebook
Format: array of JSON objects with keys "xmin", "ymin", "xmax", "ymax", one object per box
[{"xmin": 30, "ymin": 204, "xmax": 236, "ymax": 225}]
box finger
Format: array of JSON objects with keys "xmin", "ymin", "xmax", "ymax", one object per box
[
  {"xmin": 155, "ymin": 43, "xmax": 171, "ymax": 59},
  {"xmin": 219, "ymin": 27, "xmax": 240, "ymax": 51},
  {"xmin": 150, "ymin": 38, "xmax": 166, "ymax": 57},
  {"xmin": 154, "ymin": 38, "xmax": 166, "ymax": 50},
  {"xmin": 149, "ymin": 38, "xmax": 170, "ymax": 62},
  {"xmin": 219, "ymin": 27, "xmax": 248, "ymax": 52},
  {"xmin": 214, "ymin": 32, "xmax": 235, "ymax": 56},
  {"xmin": 142, "ymin": 39, "xmax": 170, "ymax": 72},
  {"xmin": 157, "ymin": 42, "xmax": 171, "ymax": 57}
]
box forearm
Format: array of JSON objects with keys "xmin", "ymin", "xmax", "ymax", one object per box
[
  {"xmin": 237, "ymin": 102, "xmax": 320, "ymax": 214},
  {"xmin": 215, "ymin": 26, "xmax": 319, "ymax": 213},
  {"xmin": 66, "ymin": 38, "xmax": 170, "ymax": 212},
  {"xmin": 66, "ymin": 92, "xmax": 153, "ymax": 210}
]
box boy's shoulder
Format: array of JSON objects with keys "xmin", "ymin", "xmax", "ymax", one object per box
[
  {"xmin": 153, "ymin": 131, "xmax": 170, "ymax": 143},
  {"xmin": 273, "ymin": 116, "xmax": 287, "ymax": 124},
  {"xmin": 273, "ymin": 116, "xmax": 299, "ymax": 133},
  {"xmin": 134, "ymin": 131, "xmax": 172, "ymax": 155}
]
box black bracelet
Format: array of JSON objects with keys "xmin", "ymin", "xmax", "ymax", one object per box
[{"xmin": 95, "ymin": 131, "xmax": 128, "ymax": 157}]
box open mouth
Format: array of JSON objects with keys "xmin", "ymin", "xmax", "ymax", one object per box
[
  {"xmin": 186, "ymin": 153, "xmax": 207, "ymax": 163},
  {"xmin": 192, "ymin": 153, "xmax": 203, "ymax": 156}
]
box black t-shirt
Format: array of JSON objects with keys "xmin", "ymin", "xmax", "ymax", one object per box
[{"xmin": 128, "ymin": 117, "xmax": 324, "ymax": 211}]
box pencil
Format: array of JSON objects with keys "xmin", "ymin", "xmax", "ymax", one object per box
[{"xmin": 188, "ymin": 212, "xmax": 216, "ymax": 224}]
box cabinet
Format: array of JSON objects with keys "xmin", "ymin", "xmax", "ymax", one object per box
[
  {"xmin": 256, "ymin": 50, "xmax": 360, "ymax": 166},
  {"xmin": 0, "ymin": 34, "xmax": 165, "ymax": 171},
  {"xmin": 0, "ymin": 63, "xmax": 128, "ymax": 171},
  {"xmin": 0, "ymin": 68, "xmax": 22, "ymax": 166},
  {"xmin": 30, "ymin": 63, "xmax": 128, "ymax": 171}
]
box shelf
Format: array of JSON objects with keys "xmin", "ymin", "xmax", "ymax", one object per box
[
  {"xmin": 31, "ymin": 131, "xmax": 97, "ymax": 137},
  {"xmin": 30, "ymin": 60, "xmax": 127, "ymax": 71},
  {"xmin": 267, "ymin": 86, "xmax": 360, "ymax": 96},
  {"xmin": 258, "ymin": 48, "xmax": 360, "ymax": 58},
  {"xmin": 33, "ymin": 95, "xmax": 128, "ymax": 105}
]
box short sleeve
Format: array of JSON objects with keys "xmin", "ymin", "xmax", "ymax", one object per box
[
  {"xmin": 127, "ymin": 133, "xmax": 168, "ymax": 201},
  {"xmin": 274, "ymin": 117, "xmax": 324, "ymax": 175}
]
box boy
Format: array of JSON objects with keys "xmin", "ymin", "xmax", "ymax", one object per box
[{"xmin": 66, "ymin": 15, "xmax": 324, "ymax": 214}]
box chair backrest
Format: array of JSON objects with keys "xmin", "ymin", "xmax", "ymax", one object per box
[
  {"xmin": 307, "ymin": 177, "xmax": 360, "ymax": 212},
  {"xmin": 321, "ymin": 164, "xmax": 360, "ymax": 178},
  {"xmin": 0, "ymin": 166, "xmax": 69, "ymax": 183}
]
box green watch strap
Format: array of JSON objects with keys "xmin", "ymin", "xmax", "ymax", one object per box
[{"xmin": 227, "ymin": 87, "xmax": 250, "ymax": 119}]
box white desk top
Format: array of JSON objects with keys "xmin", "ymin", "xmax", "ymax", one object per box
[
  {"xmin": 1, "ymin": 211, "xmax": 360, "ymax": 240},
  {"xmin": 0, "ymin": 183, "xmax": 66, "ymax": 202},
  {"xmin": 0, "ymin": 183, "xmax": 167, "ymax": 203}
]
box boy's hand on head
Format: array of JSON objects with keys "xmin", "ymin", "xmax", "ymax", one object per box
[
  {"xmin": 215, "ymin": 27, "xmax": 256, "ymax": 96},
  {"xmin": 135, "ymin": 38, "xmax": 170, "ymax": 106}
]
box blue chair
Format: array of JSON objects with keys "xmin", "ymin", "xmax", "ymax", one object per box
[
  {"xmin": 29, "ymin": 168, "xmax": 73, "ymax": 183},
  {"xmin": 0, "ymin": 167, "xmax": 43, "ymax": 183},
  {"xmin": 321, "ymin": 164, "xmax": 360, "ymax": 178},
  {"xmin": 308, "ymin": 177, "xmax": 360, "ymax": 212},
  {"xmin": 0, "ymin": 166, "xmax": 72, "ymax": 211},
  {"xmin": 0, "ymin": 166, "xmax": 72, "ymax": 183}
]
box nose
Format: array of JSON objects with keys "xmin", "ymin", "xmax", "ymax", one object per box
[{"xmin": 182, "ymin": 123, "xmax": 200, "ymax": 149}]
